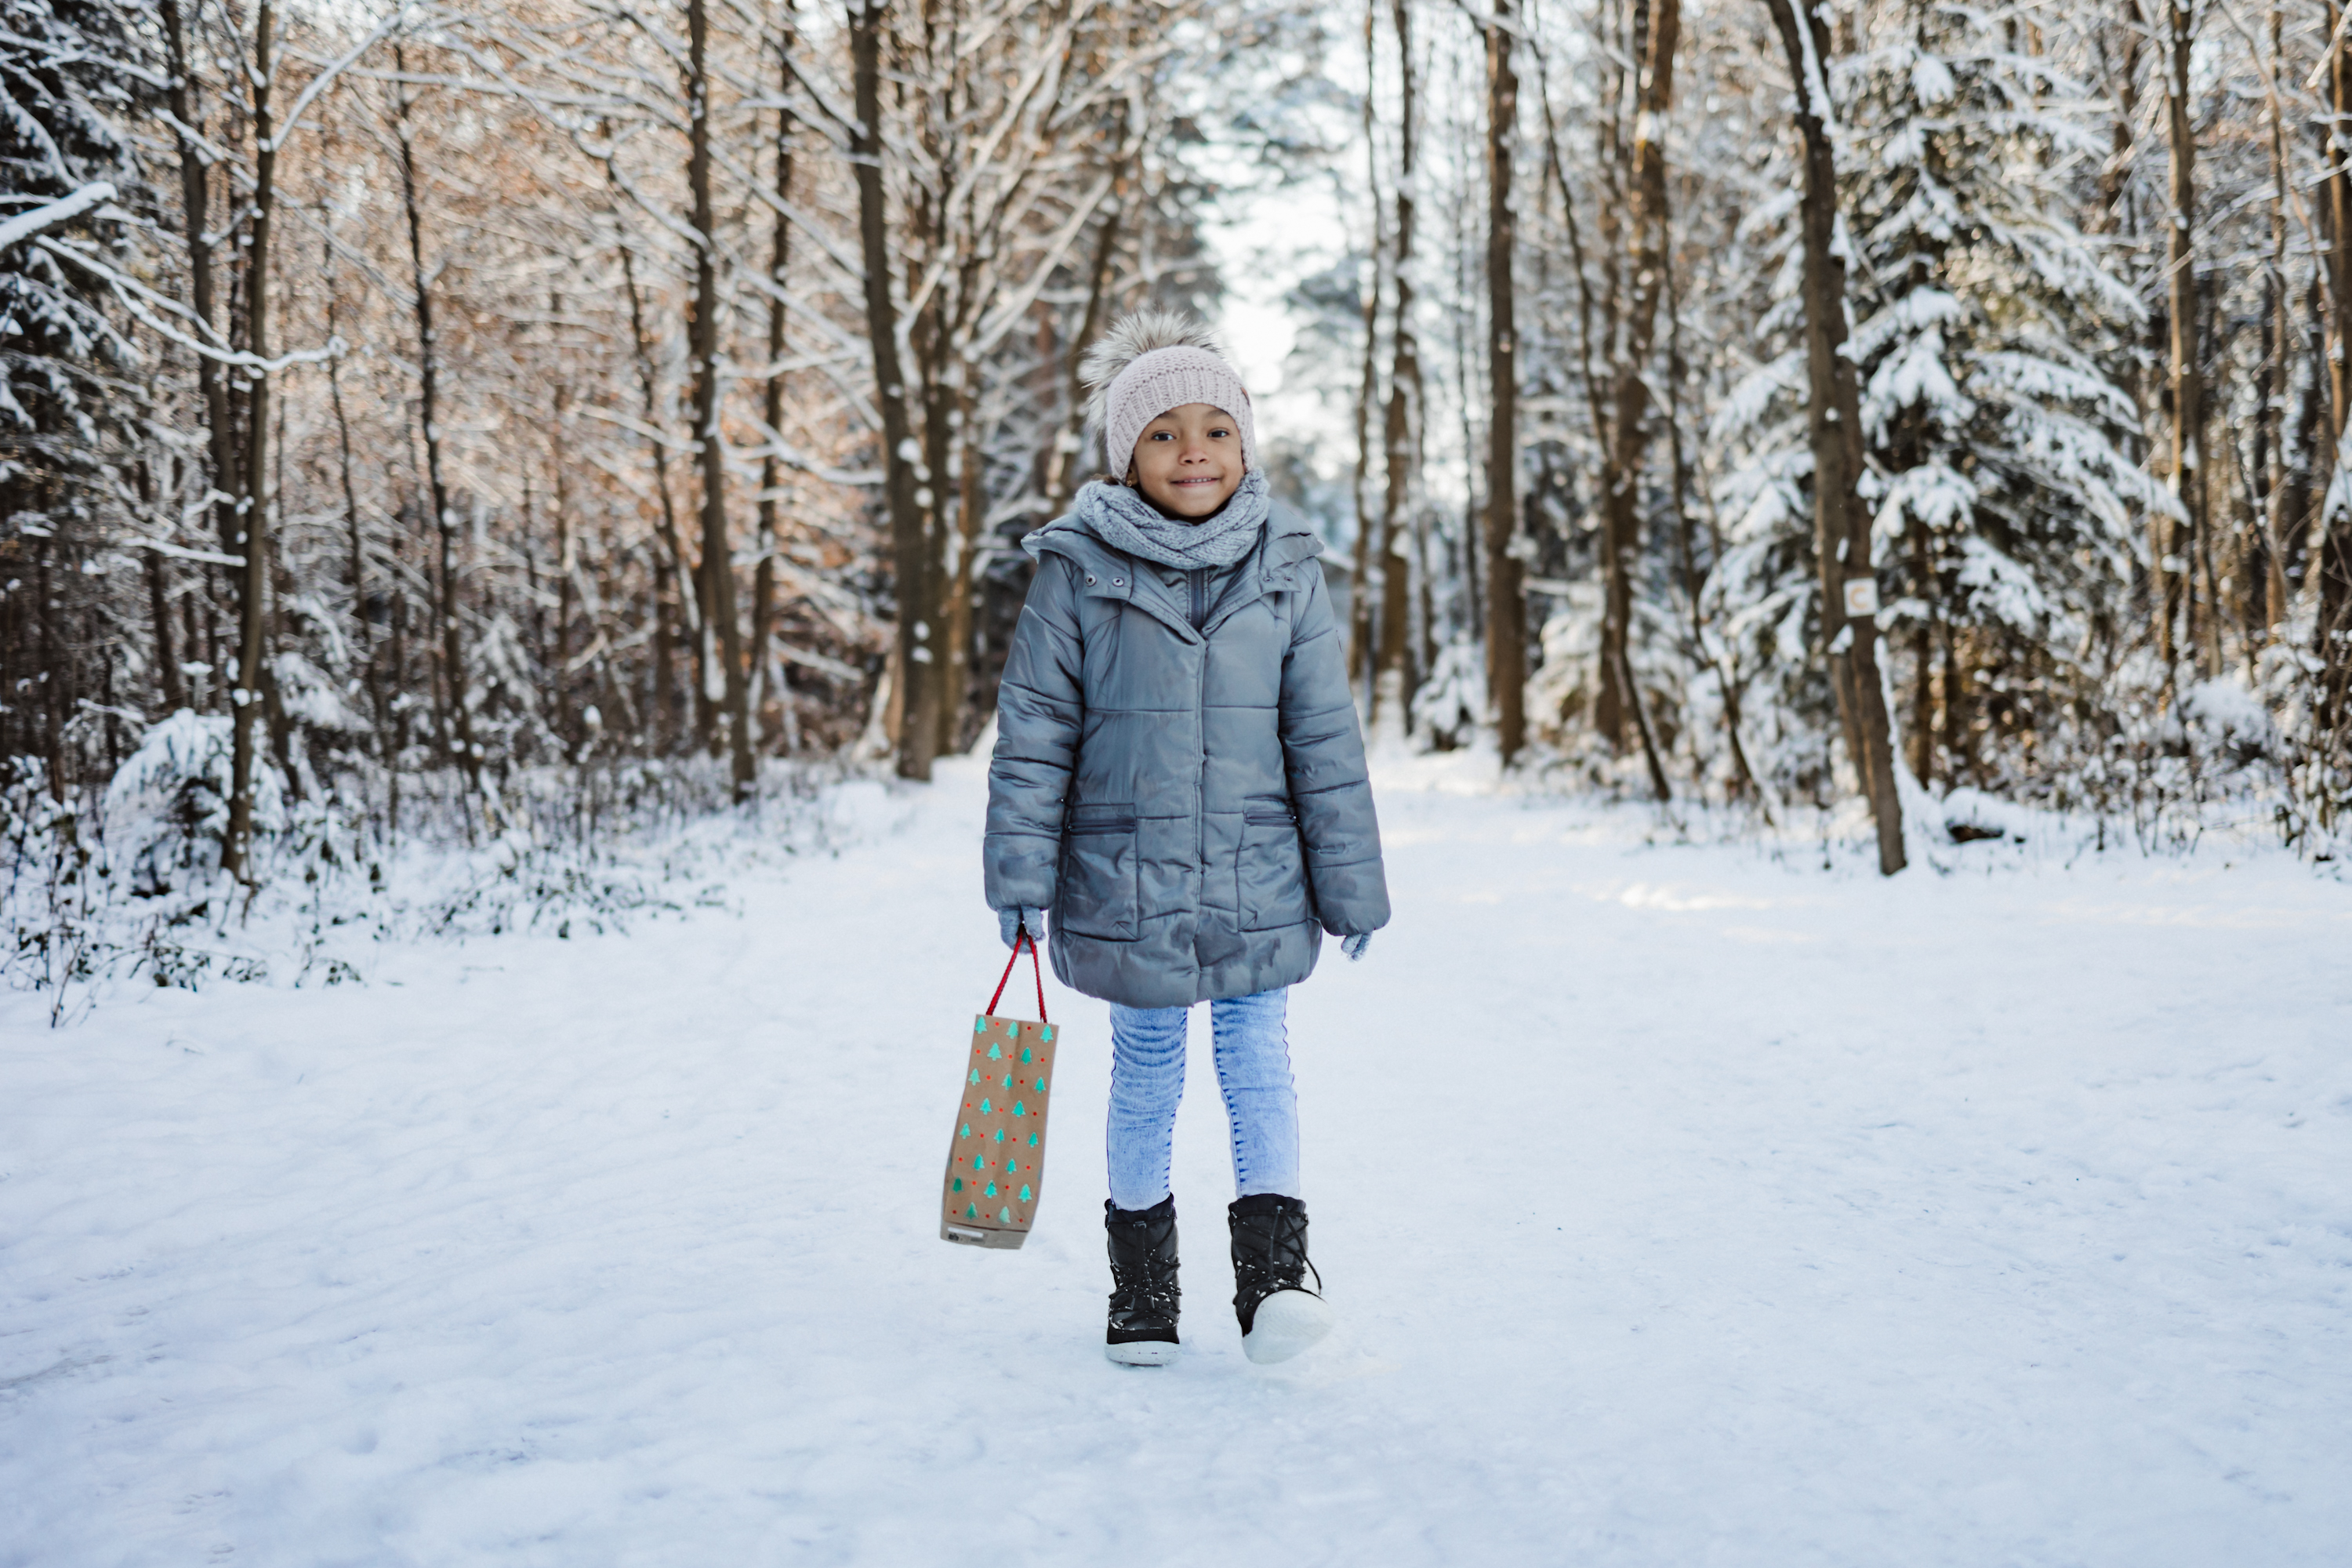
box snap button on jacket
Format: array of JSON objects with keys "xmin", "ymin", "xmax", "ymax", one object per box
[{"xmin": 984, "ymin": 506, "xmax": 1391, "ymax": 1008}]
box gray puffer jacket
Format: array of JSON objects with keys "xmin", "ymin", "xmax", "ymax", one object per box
[{"xmin": 984, "ymin": 503, "xmax": 1390, "ymax": 1008}]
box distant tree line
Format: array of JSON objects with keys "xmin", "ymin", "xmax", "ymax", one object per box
[{"xmin": 3, "ymin": 0, "xmax": 2346, "ymax": 887}]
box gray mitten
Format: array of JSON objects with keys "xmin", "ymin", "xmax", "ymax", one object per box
[
  {"xmin": 998, "ymin": 906, "xmax": 1047, "ymax": 949},
  {"xmin": 1342, "ymin": 932, "xmax": 1371, "ymax": 962}
]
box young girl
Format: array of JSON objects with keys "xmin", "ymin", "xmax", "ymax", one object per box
[{"xmin": 983, "ymin": 311, "xmax": 1391, "ymax": 1367}]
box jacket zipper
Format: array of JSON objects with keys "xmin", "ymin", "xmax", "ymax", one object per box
[
  {"xmin": 1068, "ymin": 818, "xmax": 1137, "ymax": 833},
  {"xmin": 1196, "ymin": 609, "xmax": 1210, "ymax": 881},
  {"xmin": 1243, "ymin": 811, "xmax": 1296, "ymax": 826},
  {"xmin": 1189, "ymin": 566, "xmax": 1207, "ymax": 630}
]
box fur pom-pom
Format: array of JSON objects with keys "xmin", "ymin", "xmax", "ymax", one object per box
[{"xmin": 1078, "ymin": 308, "xmax": 1229, "ymax": 433}]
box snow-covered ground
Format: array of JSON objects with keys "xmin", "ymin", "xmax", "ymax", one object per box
[{"xmin": 4, "ymin": 756, "xmax": 2347, "ymax": 1566}]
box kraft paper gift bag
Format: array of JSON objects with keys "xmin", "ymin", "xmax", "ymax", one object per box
[{"xmin": 941, "ymin": 931, "xmax": 1058, "ymax": 1249}]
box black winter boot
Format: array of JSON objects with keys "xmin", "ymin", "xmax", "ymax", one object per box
[
  {"xmin": 1105, "ymin": 1196, "xmax": 1181, "ymax": 1366},
  {"xmin": 1228, "ymin": 1193, "xmax": 1334, "ymax": 1365}
]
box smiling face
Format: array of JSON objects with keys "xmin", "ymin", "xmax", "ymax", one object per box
[{"xmin": 1126, "ymin": 402, "xmax": 1244, "ymax": 520}]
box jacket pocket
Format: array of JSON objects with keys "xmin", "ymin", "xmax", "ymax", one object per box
[
  {"xmin": 1238, "ymin": 800, "xmax": 1312, "ymax": 931},
  {"xmin": 1058, "ymin": 804, "xmax": 1140, "ymax": 942}
]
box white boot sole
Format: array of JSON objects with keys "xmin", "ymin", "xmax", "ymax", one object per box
[
  {"xmin": 1242, "ymin": 1290, "xmax": 1334, "ymax": 1364},
  {"xmin": 1105, "ymin": 1339, "xmax": 1179, "ymax": 1367}
]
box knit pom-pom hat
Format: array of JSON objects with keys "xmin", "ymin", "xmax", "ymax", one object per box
[{"xmin": 1079, "ymin": 308, "xmax": 1258, "ymax": 477}]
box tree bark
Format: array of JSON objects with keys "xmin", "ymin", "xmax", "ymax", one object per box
[
  {"xmin": 551, "ymin": 389, "xmax": 575, "ymax": 753},
  {"xmin": 2261, "ymin": 2, "xmax": 2297, "ymax": 637},
  {"xmin": 617, "ymin": 241, "xmax": 696, "ymax": 751},
  {"xmin": 686, "ymin": 0, "xmax": 757, "ymax": 797},
  {"xmin": 753, "ymin": 9, "xmax": 797, "ymax": 740},
  {"xmin": 939, "ymin": 375, "xmax": 984, "ymax": 753},
  {"xmin": 2154, "ymin": 0, "xmax": 2199, "ymax": 677},
  {"xmin": 1597, "ymin": 0, "xmax": 1679, "ymax": 797},
  {"xmin": 1483, "ymin": 0, "xmax": 1526, "ymax": 764},
  {"xmin": 1594, "ymin": 0, "xmax": 1677, "ymax": 757},
  {"xmin": 1376, "ymin": 0, "xmax": 1425, "ymax": 729},
  {"xmin": 136, "ymin": 462, "xmax": 186, "ymax": 713},
  {"xmin": 325, "ymin": 267, "xmax": 367, "ymax": 679},
  {"xmin": 2326, "ymin": 2, "xmax": 2352, "ymax": 712},
  {"xmin": 851, "ymin": 0, "xmax": 936, "ymax": 780},
  {"xmin": 223, "ymin": 0, "xmax": 277, "ymax": 880},
  {"xmin": 146, "ymin": 550, "xmax": 182, "ymax": 712},
  {"xmin": 2329, "ymin": 2, "xmax": 2352, "ymax": 445},
  {"xmin": 394, "ymin": 47, "xmax": 480, "ymax": 795},
  {"xmin": 1352, "ymin": 0, "xmax": 1383, "ymax": 708},
  {"xmin": 1764, "ymin": 0, "xmax": 1906, "ymax": 873},
  {"xmin": 158, "ymin": 0, "xmax": 238, "ymax": 571},
  {"xmin": 2097, "ymin": 1, "xmax": 2142, "ymax": 232},
  {"xmin": 1045, "ymin": 125, "xmax": 1131, "ymax": 516}
]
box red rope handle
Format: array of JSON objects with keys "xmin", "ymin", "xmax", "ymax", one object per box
[{"xmin": 987, "ymin": 928, "xmax": 1048, "ymax": 1022}]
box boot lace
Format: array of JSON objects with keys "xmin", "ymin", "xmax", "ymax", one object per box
[
  {"xmin": 1231, "ymin": 1204, "xmax": 1320, "ymax": 1314},
  {"xmin": 1109, "ymin": 1210, "xmax": 1180, "ymax": 1321}
]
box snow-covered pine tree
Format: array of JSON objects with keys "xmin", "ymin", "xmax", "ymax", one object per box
[
  {"xmin": 1707, "ymin": 0, "xmax": 2155, "ymax": 805},
  {"xmin": 1839, "ymin": 0, "xmax": 2156, "ymax": 794},
  {"xmin": 0, "ymin": 0, "xmax": 151, "ymax": 453},
  {"xmin": 0, "ymin": 0, "xmax": 160, "ymax": 784}
]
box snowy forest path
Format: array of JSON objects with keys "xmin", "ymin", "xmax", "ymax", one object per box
[{"xmin": 2, "ymin": 759, "xmax": 2347, "ymax": 1566}]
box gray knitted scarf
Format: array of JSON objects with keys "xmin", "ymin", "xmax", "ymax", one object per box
[{"xmin": 1064, "ymin": 468, "xmax": 1270, "ymax": 572}]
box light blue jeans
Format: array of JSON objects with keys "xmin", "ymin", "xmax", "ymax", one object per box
[{"xmin": 1105, "ymin": 986, "xmax": 1300, "ymax": 1212}]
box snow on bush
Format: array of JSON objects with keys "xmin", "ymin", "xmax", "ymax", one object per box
[
  {"xmin": 101, "ymin": 710, "xmax": 281, "ymax": 895},
  {"xmin": 4, "ymin": 713, "xmax": 858, "ymax": 1014},
  {"xmin": 1410, "ymin": 641, "xmax": 1486, "ymax": 753}
]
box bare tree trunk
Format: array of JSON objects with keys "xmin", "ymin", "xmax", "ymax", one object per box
[
  {"xmin": 652, "ymin": 549, "xmax": 677, "ymax": 752},
  {"xmin": 34, "ymin": 541, "xmax": 67, "ymax": 801},
  {"xmin": 618, "ymin": 243, "xmax": 696, "ymax": 752},
  {"xmin": 1596, "ymin": 0, "xmax": 1679, "ymax": 797},
  {"xmin": 187, "ymin": 570, "xmax": 209, "ymax": 713},
  {"xmin": 326, "ymin": 275, "xmax": 390, "ymax": 765},
  {"xmin": 1483, "ymin": 0, "xmax": 1526, "ymax": 764},
  {"xmin": 2255, "ymin": 265, "xmax": 2285, "ymax": 638},
  {"xmin": 851, "ymin": 0, "xmax": 936, "ymax": 781},
  {"xmin": 753, "ymin": 10, "xmax": 797, "ymax": 739},
  {"xmin": 2194, "ymin": 277, "xmax": 2227, "ymax": 677},
  {"xmin": 223, "ymin": 0, "xmax": 277, "ymax": 880},
  {"xmin": 2326, "ymin": 2, "xmax": 2352, "ymax": 717},
  {"xmin": 146, "ymin": 550, "xmax": 182, "ymax": 712},
  {"xmin": 1352, "ymin": 0, "xmax": 1384, "ymax": 708},
  {"xmin": 1594, "ymin": 0, "xmax": 1678, "ymax": 764},
  {"xmin": 909, "ymin": 175, "xmax": 954, "ymax": 755},
  {"xmin": 686, "ymin": 0, "xmax": 757, "ymax": 798},
  {"xmin": 1376, "ymin": 0, "xmax": 1425, "ymax": 729},
  {"xmin": 387, "ymin": 546, "xmax": 407, "ymax": 829},
  {"xmin": 1045, "ymin": 123, "xmax": 1131, "ymax": 517},
  {"xmin": 911, "ymin": 0, "xmax": 960, "ymax": 764},
  {"xmin": 2260, "ymin": 4, "xmax": 2296, "ymax": 637},
  {"xmin": 939, "ymin": 377, "xmax": 984, "ymax": 752},
  {"xmin": 2329, "ymin": 2, "xmax": 2352, "ymax": 451},
  {"xmin": 326, "ymin": 264, "xmax": 368, "ymax": 675},
  {"xmin": 392, "ymin": 47, "xmax": 480, "ymax": 800},
  {"xmin": 136, "ymin": 463, "xmax": 186, "ymax": 712},
  {"xmin": 551, "ymin": 390, "xmax": 575, "ymax": 753},
  {"xmin": 1764, "ymin": 0, "xmax": 1906, "ymax": 873},
  {"xmin": 2153, "ymin": 0, "xmax": 2200, "ymax": 680},
  {"xmin": 2098, "ymin": 1, "xmax": 2142, "ymax": 231},
  {"xmin": 158, "ymin": 0, "xmax": 238, "ymax": 570},
  {"xmin": 266, "ymin": 394, "xmax": 295, "ymax": 789}
]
